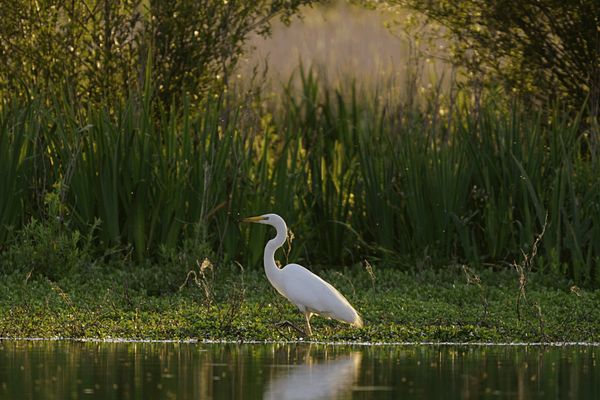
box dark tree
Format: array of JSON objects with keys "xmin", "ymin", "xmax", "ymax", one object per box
[{"xmin": 389, "ymin": 0, "xmax": 599, "ymax": 118}]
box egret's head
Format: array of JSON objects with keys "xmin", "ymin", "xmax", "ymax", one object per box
[{"xmin": 240, "ymin": 213, "xmax": 285, "ymax": 228}]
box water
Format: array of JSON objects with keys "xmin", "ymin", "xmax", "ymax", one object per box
[{"xmin": 0, "ymin": 340, "xmax": 598, "ymax": 399}]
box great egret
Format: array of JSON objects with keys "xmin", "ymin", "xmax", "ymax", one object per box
[{"xmin": 241, "ymin": 213, "xmax": 363, "ymax": 335}]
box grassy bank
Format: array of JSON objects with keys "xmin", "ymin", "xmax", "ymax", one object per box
[
  {"xmin": 2, "ymin": 0, "xmax": 598, "ymax": 347},
  {"xmin": 1, "ymin": 262, "xmax": 598, "ymax": 343}
]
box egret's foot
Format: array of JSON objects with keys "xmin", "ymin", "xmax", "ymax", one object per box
[{"xmin": 274, "ymin": 320, "xmax": 308, "ymax": 336}]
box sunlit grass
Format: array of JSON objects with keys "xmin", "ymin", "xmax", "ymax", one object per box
[{"xmin": 1, "ymin": 265, "xmax": 598, "ymax": 342}]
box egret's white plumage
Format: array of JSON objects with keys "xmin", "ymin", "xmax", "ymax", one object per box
[{"xmin": 241, "ymin": 213, "xmax": 363, "ymax": 335}]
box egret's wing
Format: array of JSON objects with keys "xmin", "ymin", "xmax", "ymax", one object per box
[{"xmin": 279, "ymin": 264, "xmax": 362, "ymax": 326}]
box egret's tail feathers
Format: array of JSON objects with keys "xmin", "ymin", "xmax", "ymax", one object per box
[
  {"xmin": 332, "ymin": 307, "xmax": 363, "ymax": 328},
  {"xmin": 352, "ymin": 314, "xmax": 364, "ymax": 328}
]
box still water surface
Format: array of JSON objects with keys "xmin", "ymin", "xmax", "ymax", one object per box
[{"xmin": 0, "ymin": 340, "xmax": 598, "ymax": 399}]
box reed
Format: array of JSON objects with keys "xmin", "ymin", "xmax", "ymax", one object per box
[
  {"xmin": 0, "ymin": 98, "xmax": 45, "ymax": 245},
  {"xmin": 0, "ymin": 71, "xmax": 598, "ymax": 286}
]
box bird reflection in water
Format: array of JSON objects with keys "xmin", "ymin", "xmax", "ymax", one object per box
[{"xmin": 263, "ymin": 347, "xmax": 362, "ymax": 400}]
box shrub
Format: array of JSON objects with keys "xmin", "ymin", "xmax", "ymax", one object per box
[
  {"xmin": 377, "ymin": 0, "xmax": 600, "ymax": 119},
  {"xmin": 0, "ymin": 0, "xmax": 312, "ymax": 106},
  {"xmin": 1, "ymin": 189, "xmax": 98, "ymax": 280}
]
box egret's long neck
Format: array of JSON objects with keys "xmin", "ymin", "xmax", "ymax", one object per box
[{"xmin": 263, "ymin": 224, "xmax": 287, "ymax": 287}]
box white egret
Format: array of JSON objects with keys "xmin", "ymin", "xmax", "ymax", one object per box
[{"xmin": 241, "ymin": 213, "xmax": 363, "ymax": 335}]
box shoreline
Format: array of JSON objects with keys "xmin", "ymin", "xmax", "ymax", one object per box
[{"xmin": 2, "ymin": 337, "xmax": 600, "ymax": 347}]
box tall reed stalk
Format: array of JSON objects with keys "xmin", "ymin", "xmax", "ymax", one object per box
[{"xmin": 0, "ymin": 100, "xmax": 39, "ymax": 244}]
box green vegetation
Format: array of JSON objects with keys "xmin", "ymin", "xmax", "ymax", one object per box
[
  {"xmin": 380, "ymin": 0, "xmax": 600, "ymax": 116},
  {"xmin": 1, "ymin": 261, "xmax": 599, "ymax": 342},
  {"xmin": 0, "ymin": 0, "xmax": 311, "ymax": 105},
  {"xmin": 1, "ymin": 1, "xmax": 599, "ymax": 342},
  {"xmin": 1, "ymin": 71, "xmax": 599, "ymax": 285}
]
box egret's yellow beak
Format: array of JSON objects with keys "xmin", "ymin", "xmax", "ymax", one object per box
[{"xmin": 240, "ymin": 215, "xmax": 266, "ymax": 223}]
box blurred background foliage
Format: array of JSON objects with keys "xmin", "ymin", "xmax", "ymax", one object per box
[
  {"xmin": 0, "ymin": 0, "xmax": 599, "ymax": 287},
  {"xmin": 373, "ymin": 0, "xmax": 600, "ymax": 122},
  {"xmin": 0, "ymin": 0, "xmax": 311, "ymax": 106}
]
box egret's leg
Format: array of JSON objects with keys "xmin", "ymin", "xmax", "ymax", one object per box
[{"xmin": 304, "ymin": 313, "xmax": 313, "ymax": 336}]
